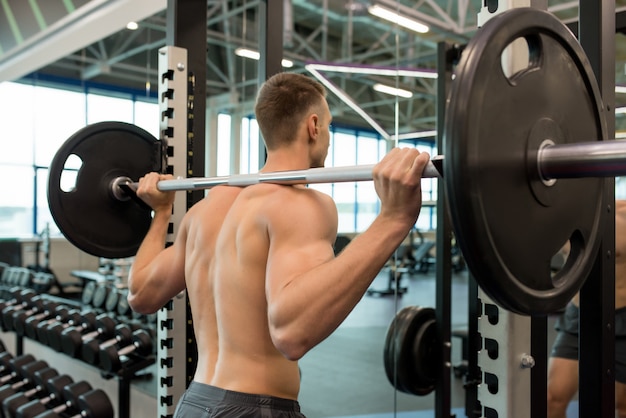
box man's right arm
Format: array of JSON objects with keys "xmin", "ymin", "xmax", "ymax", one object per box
[{"xmin": 265, "ymin": 148, "xmax": 429, "ymax": 360}]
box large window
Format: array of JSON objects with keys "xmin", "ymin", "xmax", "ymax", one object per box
[
  {"xmin": 2, "ymin": 79, "xmax": 441, "ymax": 239},
  {"xmin": 0, "ymin": 80, "xmax": 158, "ymax": 238}
]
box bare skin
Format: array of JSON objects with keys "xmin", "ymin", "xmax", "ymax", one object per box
[
  {"xmin": 127, "ymin": 96, "xmax": 430, "ymax": 401},
  {"xmin": 547, "ymin": 200, "xmax": 626, "ymax": 418}
]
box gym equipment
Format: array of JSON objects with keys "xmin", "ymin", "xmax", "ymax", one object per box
[
  {"xmin": 0, "ymin": 360, "xmax": 50, "ymax": 403},
  {"xmin": 23, "ymin": 306, "xmax": 71, "ymax": 343},
  {"xmin": 13, "ymin": 302, "xmax": 59, "ymax": 339},
  {"xmin": 99, "ymin": 328, "xmax": 153, "ymax": 372},
  {"xmin": 16, "ymin": 381, "xmax": 93, "ymax": 418},
  {"xmin": 383, "ymin": 306, "xmax": 440, "ymax": 396},
  {"xmin": 13, "ymin": 301, "xmax": 60, "ymax": 338},
  {"xmin": 81, "ymin": 323, "xmax": 132, "ymax": 365},
  {"xmin": 46, "ymin": 311, "xmax": 97, "ymax": 352},
  {"xmin": 1, "ymin": 367, "xmax": 58, "ymax": 417},
  {"xmin": 47, "ymin": 122, "xmax": 161, "ymax": 259},
  {"xmin": 1, "ymin": 297, "xmax": 46, "ymax": 332},
  {"xmin": 44, "ymin": 7, "xmax": 621, "ymax": 316},
  {"xmin": 36, "ymin": 309, "xmax": 81, "ymax": 347},
  {"xmin": 33, "ymin": 388, "xmax": 114, "ymax": 418},
  {"xmin": 0, "ymin": 357, "xmax": 36, "ymax": 387},
  {"xmin": 60, "ymin": 313, "xmax": 116, "ymax": 358},
  {"xmin": 12, "ymin": 374, "xmax": 74, "ymax": 418}
]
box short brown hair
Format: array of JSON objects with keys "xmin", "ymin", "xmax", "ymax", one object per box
[{"xmin": 255, "ymin": 72, "xmax": 326, "ymax": 150}]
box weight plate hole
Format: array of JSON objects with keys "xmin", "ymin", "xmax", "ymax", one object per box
[
  {"xmin": 60, "ymin": 154, "xmax": 82, "ymax": 192},
  {"xmin": 501, "ymin": 34, "xmax": 541, "ymax": 81}
]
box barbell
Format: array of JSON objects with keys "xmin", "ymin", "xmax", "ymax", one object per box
[{"xmin": 47, "ymin": 8, "xmax": 618, "ymax": 315}]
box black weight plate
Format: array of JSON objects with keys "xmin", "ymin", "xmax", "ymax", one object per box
[
  {"xmin": 48, "ymin": 122, "xmax": 161, "ymax": 259},
  {"xmin": 383, "ymin": 306, "xmax": 438, "ymax": 396},
  {"xmin": 444, "ymin": 8, "xmax": 606, "ymax": 315},
  {"xmin": 411, "ymin": 317, "xmax": 440, "ymax": 394}
]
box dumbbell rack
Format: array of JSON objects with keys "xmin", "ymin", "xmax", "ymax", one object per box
[{"xmin": 0, "ymin": 267, "xmax": 157, "ymax": 418}]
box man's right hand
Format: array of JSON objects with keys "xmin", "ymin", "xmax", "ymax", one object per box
[{"xmin": 372, "ymin": 147, "xmax": 430, "ymax": 228}]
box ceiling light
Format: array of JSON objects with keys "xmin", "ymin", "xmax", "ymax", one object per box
[
  {"xmin": 234, "ymin": 47, "xmax": 294, "ymax": 68},
  {"xmin": 126, "ymin": 22, "xmax": 139, "ymax": 30},
  {"xmin": 373, "ymin": 83, "xmax": 413, "ymax": 98},
  {"xmin": 368, "ymin": 4, "xmax": 429, "ymax": 34},
  {"xmin": 307, "ymin": 62, "xmax": 437, "ymax": 79}
]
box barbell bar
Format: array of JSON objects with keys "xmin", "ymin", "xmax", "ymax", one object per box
[{"xmin": 115, "ymin": 140, "xmax": 626, "ymax": 197}]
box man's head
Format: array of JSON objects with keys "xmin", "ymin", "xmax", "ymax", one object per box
[{"xmin": 255, "ymin": 73, "xmax": 331, "ymax": 167}]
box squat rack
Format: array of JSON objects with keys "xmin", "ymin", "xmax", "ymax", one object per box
[{"xmin": 156, "ymin": 1, "xmax": 617, "ymax": 417}]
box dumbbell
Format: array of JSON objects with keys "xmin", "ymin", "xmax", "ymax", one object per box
[
  {"xmin": 0, "ymin": 356, "xmax": 36, "ymax": 387},
  {"xmin": 0, "ymin": 290, "xmax": 37, "ymax": 322},
  {"xmin": 22, "ymin": 307, "xmax": 71, "ymax": 343},
  {"xmin": 90, "ymin": 284, "xmax": 111, "ymax": 312},
  {"xmin": 12, "ymin": 301, "xmax": 60, "ymax": 337},
  {"xmin": 60, "ymin": 313, "xmax": 116, "ymax": 358},
  {"xmin": 81, "ymin": 323, "xmax": 133, "ymax": 366},
  {"xmin": 1, "ymin": 295, "xmax": 47, "ymax": 332},
  {"xmin": 0, "ymin": 360, "xmax": 49, "ymax": 405},
  {"xmin": 46, "ymin": 311, "xmax": 97, "ymax": 353},
  {"xmin": 1, "ymin": 367, "xmax": 58, "ymax": 417},
  {"xmin": 33, "ymin": 389, "xmax": 113, "ymax": 418},
  {"xmin": 16, "ymin": 381, "xmax": 92, "ymax": 418},
  {"xmin": 35, "ymin": 309, "xmax": 81, "ymax": 346},
  {"xmin": 99, "ymin": 329, "xmax": 153, "ymax": 372},
  {"xmin": 12, "ymin": 375, "xmax": 74, "ymax": 418},
  {"xmin": 13, "ymin": 300, "xmax": 61, "ymax": 339}
]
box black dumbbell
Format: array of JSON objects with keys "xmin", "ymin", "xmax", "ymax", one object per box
[
  {"xmin": 0, "ymin": 291, "xmax": 38, "ymax": 331},
  {"xmin": 12, "ymin": 301, "xmax": 60, "ymax": 337},
  {"xmin": 81, "ymin": 323, "xmax": 132, "ymax": 366},
  {"xmin": 0, "ymin": 356, "xmax": 36, "ymax": 387},
  {"xmin": 33, "ymin": 388, "xmax": 113, "ymax": 418},
  {"xmin": 35, "ymin": 309, "xmax": 80, "ymax": 346},
  {"xmin": 23, "ymin": 306, "xmax": 70, "ymax": 343},
  {"xmin": 1, "ymin": 367, "xmax": 58, "ymax": 417},
  {"xmin": 0, "ymin": 360, "xmax": 49, "ymax": 405},
  {"xmin": 16, "ymin": 381, "xmax": 92, "ymax": 418},
  {"xmin": 46, "ymin": 311, "xmax": 97, "ymax": 353},
  {"xmin": 0, "ymin": 289, "xmax": 35, "ymax": 312},
  {"xmin": 2, "ymin": 296, "xmax": 47, "ymax": 332},
  {"xmin": 60, "ymin": 313, "xmax": 116, "ymax": 358},
  {"xmin": 99, "ymin": 329, "xmax": 153, "ymax": 372},
  {"xmin": 12, "ymin": 375, "xmax": 74, "ymax": 418}
]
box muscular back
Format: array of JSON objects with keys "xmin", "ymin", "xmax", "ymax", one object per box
[{"xmin": 189, "ymin": 183, "xmax": 336, "ymax": 400}]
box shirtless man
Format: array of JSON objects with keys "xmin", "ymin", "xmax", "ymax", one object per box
[
  {"xmin": 547, "ymin": 199, "xmax": 626, "ymax": 418},
  {"xmin": 127, "ymin": 72, "xmax": 430, "ymax": 417}
]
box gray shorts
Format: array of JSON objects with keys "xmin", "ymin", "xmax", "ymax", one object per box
[
  {"xmin": 173, "ymin": 381, "xmax": 306, "ymax": 418},
  {"xmin": 551, "ymin": 303, "xmax": 626, "ymax": 383}
]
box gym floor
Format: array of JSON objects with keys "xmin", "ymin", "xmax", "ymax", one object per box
[{"xmin": 297, "ymin": 265, "xmax": 574, "ymax": 418}]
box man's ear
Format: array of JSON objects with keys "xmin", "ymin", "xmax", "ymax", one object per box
[{"xmin": 307, "ymin": 114, "xmax": 319, "ymax": 139}]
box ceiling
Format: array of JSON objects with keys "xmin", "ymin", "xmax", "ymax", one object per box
[{"xmin": 2, "ymin": 0, "xmax": 626, "ymax": 137}]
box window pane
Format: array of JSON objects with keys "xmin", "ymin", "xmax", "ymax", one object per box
[
  {"xmin": 0, "ymin": 165, "xmax": 34, "ymax": 237},
  {"xmin": 334, "ymin": 183, "xmax": 356, "ymax": 233},
  {"xmin": 134, "ymin": 100, "xmax": 159, "ymax": 139},
  {"xmin": 241, "ymin": 118, "xmax": 260, "ymax": 175},
  {"xmin": 33, "ymin": 86, "xmax": 86, "ymax": 167},
  {"xmin": 332, "ymin": 132, "xmax": 356, "ymax": 166},
  {"xmin": 0, "ymin": 82, "xmax": 35, "ymax": 164},
  {"xmin": 217, "ymin": 114, "xmax": 232, "ymax": 176},
  {"xmin": 87, "ymin": 93, "xmax": 133, "ymax": 124}
]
